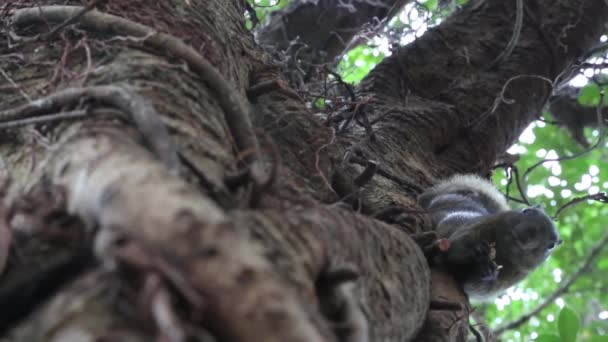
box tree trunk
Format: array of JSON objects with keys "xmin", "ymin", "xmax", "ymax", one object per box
[{"xmin": 0, "ymin": 0, "xmax": 605, "ymax": 341}]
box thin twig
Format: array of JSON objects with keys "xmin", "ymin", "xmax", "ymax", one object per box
[
  {"xmin": 495, "ymin": 164, "xmax": 530, "ymax": 205},
  {"xmin": 0, "ymin": 66, "xmax": 31, "ymax": 101},
  {"xmin": 468, "ymin": 74, "xmax": 553, "ymax": 128},
  {"xmin": 553, "ymin": 192, "xmax": 608, "ymax": 219},
  {"xmin": 314, "ymin": 128, "xmax": 336, "ymax": 194},
  {"xmin": 244, "ymin": 0, "xmax": 259, "ymax": 29},
  {"xmin": 43, "ymin": 0, "xmax": 106, "ymax": 39},
  {"xmin": 353, "ymin": 160, "xmax": 378, "ymax": 187},
  {"xmin": 0, "ymin": 109, "xmax": 88, "ymax": 129},
  {"xmin": 324, "ymin": 67, "xmax": 356, "ymax": 102}
]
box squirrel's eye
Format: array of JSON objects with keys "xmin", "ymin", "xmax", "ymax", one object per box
[
  {"xmin": 522, "ymin": 208, "xmax": 532, "ymax": 214},
  {"xmin": 547, "ymin": 242, "xmax": 555, "ymax": 250}
]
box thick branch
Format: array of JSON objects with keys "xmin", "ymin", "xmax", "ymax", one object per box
[
  {"xmin": 356, "ymin": 0, "xmax": 608, "ymax": 172},
  {"xmin": 43, "ymin": 130, "xmax": 326, "ymax": 342},
  {"xmin": 256, "ymin": 0, "xmax": 408, "ymax": 67}
]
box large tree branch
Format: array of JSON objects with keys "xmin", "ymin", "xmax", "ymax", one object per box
[
  {"xmin": 20, "ymin": 126, "xmax": 429, "ymax": 340},
  {"xmin": 353, "ymin": 0, "xmax": 608, "ymax": 174},
  {"xmin": 38, "ymin": 129, "xmax": 329, "ymax": 342},
  {"xmin": 256, "ymin": 0, "xmax": 408, "ymax": 70}
]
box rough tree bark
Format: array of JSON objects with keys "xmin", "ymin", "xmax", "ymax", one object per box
[{"xmin": 0, "ymin": 0, "xmax": 605, "ymax": 342}]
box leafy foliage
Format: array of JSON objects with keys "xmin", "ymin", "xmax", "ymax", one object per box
[
  {"xmin": 494, "ymin": 96, "xmax": 608, "ymax": 341},
  {"xmin": 245, "ymin": 0, "xmax": 288, "ymax": 29}
]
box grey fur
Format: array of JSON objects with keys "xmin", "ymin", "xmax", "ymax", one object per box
[{"xmin": 419, "ymin": 174, "xmax": 561, "ymax": 300}]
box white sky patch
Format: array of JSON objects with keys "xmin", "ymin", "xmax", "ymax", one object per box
[
  {"xmin": 548, "ymin": 176, "xmax": 561, "ymax": 186},
  {"xmin": 507, "ymin": 144, "xmax": 527, "ymax": 154},
  {"xmin": 601, "ymin": 35, "xmax": 608, "ymax": 42},
  {"xmin": 555, "ymin": 298, "xmax": 565, "ymax": 308},
  {"xmin": 519, "ymin": 123, "xmax": 537, "ymax": 144},
  {"xmin": 570, "ymin": 74, "xmax": 588, "ymax": 87},
  {"xmin": 401, "ymin": 34, "xmax": 416, "ymax": 45},
  {"xmin": 575, "ymin": 174, "xmax": 593, "ymax": 191},
  {"xmin": 547, "ymin": 314, "xmax": 555, "ymax": 322},
  {"xmin": 373, "ymin": 36, "xmax": 392, "ymax": 56},
  {"xmin": 589, "ymin": 185, "xmax": 600, "ymax": 194},
  {"xmin": 590, "ymin": 165, "xmax": 600, "ymax": 176},
  {"xmin": 553, "ymin": 268, "xmax": 562, "ymax": 283},
  {"xmin": 536, "ymin": 148, "xmax": 547, "ymax": 158},
  {"xmin": 508, "ymin": 287, "xmax": 524, "ymax": 301},
  {"xmin": 599, "ymin": 311, "xmax": 608, "ymax": 320},
  {"xmin": 528, "ymin": 185, "xmax": 554, "ymax": 199},
  {"xmin": 531, "ymin": 332, "xmax": 539, "ymax": 339},
  {"xmin": 399, "ymin": 4, "xmax": 414, "ymax": 22},
  {"xmin": 545, "ymin": 150, "xmax": 558, "ymax": 164},
  {"xmin": 535, "ymin": 150, "xmax": 563, "ymax": 176},
  {"xmin": 495, "ymin": 294, "xmax": 511, "ymax": 311},
  {"xmin": 415, "ymin": 24, "xmax": 428, "ymax": 37},
  {"xmin": 561, "ymin": 189, "xmax": 572, "ymax": 198}
]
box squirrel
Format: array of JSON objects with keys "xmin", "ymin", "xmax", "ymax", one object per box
[{"xmin": 418, "ymin": 174, "xmax": 561, "ymax": 301}]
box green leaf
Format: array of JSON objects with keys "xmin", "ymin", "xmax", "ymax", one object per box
[
  {"xmin": 558, "ymin": 307, "xmax": 580, "ymax": 342},
  {"xmin": 423, "ymin": 0, "xmax": 438, "ymax": 11},
  {"xmin": 535, "ymin": 334, "xmax": 562, "ymax": 342},
  {"xmin": 588, "ymin": 336, "xmax": 608, "ymax": 342},
  {"xmin": 578, "ymin": 84, "xmax": 601, "ymax": 106}
]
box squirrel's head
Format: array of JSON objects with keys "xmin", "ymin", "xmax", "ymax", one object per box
[{"xmin": 499, "ymin": 207, "xmax": 561, "ymax": 268}]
